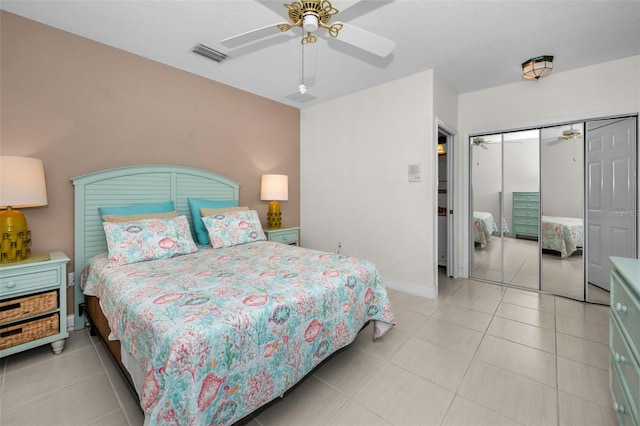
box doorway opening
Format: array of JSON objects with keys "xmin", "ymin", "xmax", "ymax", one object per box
[{"xmin": 437, "ymin": 121, "xmax": 456, "ymax": 280}]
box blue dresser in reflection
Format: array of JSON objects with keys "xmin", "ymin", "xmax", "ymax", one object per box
[{"xmin": 512, "ymin": 192, "xmax": 539, "ymax": 239}]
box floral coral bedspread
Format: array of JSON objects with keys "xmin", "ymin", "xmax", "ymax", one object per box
[
  {"xmin": 473, "ymin": 211, "xmax": 509, "ymax": 247},
  {"xmin": 80, "ymin": 241, "xmax": 395, "ymax": 425},
  {"xmin": 541, "ymin": 216, "xmax": 584, "ymax": 258}
]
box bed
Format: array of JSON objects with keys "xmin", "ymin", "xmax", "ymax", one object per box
[
  {"xmin": 72, "ymin": 165, "xmax": 395, "ymax": 425},
  {"xmin": 541, "ymin": 215, "xmax": 584, "ymax": 258},
  {"xmin": 473, "ymin": 211, "xmax": 510, "ymax": 248}
]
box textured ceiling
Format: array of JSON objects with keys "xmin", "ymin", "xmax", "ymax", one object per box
[{"xmin": 2, "ymin": 0, "xmax": 639, "ymax": 108}]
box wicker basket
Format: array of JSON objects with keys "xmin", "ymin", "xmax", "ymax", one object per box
[
  {"xmin": 0, "ymin": 312, "xmax": 59, "ymax": 350},
  {"xmin": 0, "ymin": 290, "xmax": 58, "ymax": 323}
]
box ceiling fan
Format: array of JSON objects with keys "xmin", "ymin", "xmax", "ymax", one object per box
[{"xmin": 221, "ymin": 0, "xmax": 396, "ymax": 58}]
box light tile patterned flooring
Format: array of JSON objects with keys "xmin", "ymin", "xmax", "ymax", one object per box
[
  {"xmin": 0, "ymin": 272, "xmax": 615, "ymax": 425},
  {"xmin": 472, "ymin": 236, "xmax": 610, "ymax": 304}
]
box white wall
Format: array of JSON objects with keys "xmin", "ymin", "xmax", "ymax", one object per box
[
  {"xmin": 503, "ymin": 135, "xmax": 540, "ymax": 230},
  {"xmin": 471, "ymin": 142, "xmax": 502, "ymax": 222},
  {"xmin": 301, "ymin": 70, "xmax": 437, "ymax": 297},
  {"xmin": 540, "ymin": 125, "xmax": 584, "ymax": 218},
  {"xmin": 458, "ymin": 55, "xmax": 640, "ymax": 276},
  {"xmin": 301, "ymin": 55, "xmax": 639, "ymax": 292}
]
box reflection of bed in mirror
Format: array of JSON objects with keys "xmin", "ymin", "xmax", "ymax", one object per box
[
  {"xmin": 541, "ymin": 215, "xmax": 583, "ymax": 258},
  {"xmin": 473, "ymin": 211, "xmax": 510, "ymax": 248}
]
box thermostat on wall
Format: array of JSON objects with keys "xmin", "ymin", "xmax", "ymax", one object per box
[{"xmin": 408, "ymin": 164, "xmax": 422, "ymax": 182}]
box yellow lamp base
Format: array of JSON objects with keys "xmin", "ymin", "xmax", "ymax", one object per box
[
  {"xmin": 0, "ymin": 208, "xmax": 32, "ymax": 263},
  {"xmin": 267, "ymin": 200, "xmax": 282, "ymax": 229}
]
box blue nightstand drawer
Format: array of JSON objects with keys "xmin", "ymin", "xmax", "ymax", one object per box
[
  {"xmin": 264, "ymin": 227, "xmax": 299, "ymax": 246},
  {"xmin": 0, "ymin": 269, "xmax": 60, "ymax": 298}
]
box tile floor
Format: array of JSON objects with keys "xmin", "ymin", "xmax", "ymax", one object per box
[
  {"xmin": 0, "ymin": 272, "xmax": 616, "ymax": 425},
  {"xmin": 472, "ymin": 236, "xmax": 610, "ymax": 304}
]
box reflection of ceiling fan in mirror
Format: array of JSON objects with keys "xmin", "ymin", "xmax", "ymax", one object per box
[
  {"xmin": 544, "ymin": 125, "xmax": 583, "ymax": 145},
  {"xmin": 220, "ymin": 0, "xmax": 396, "ymax": 57},
  {"xmin": 471, "ymin": 137, "xmax": 495, "ymax": 150},
  {"xmin": 470, "ymin": 136, "xmax": 523, "ymax": 150},
  {"xmin": 471, "ymin": 137, "xmax": 496, "ymax": 165},
  {"xmin": 543, "ymin": 124, "xmax": 583, "ymax": 162}
]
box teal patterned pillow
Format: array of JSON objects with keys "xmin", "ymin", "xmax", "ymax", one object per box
[
  {"xmin": 188, "ymin": 198, "xmax": 238, "ymax": 245},
  {"xmin": 201, "ymin": 210, "xmax": 266, "ymax": 249},
  {"xmin": 103, "ymin": 215, "xmax": 198, "ymax": 267}
]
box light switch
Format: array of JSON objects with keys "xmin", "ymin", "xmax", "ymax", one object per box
[{"xmin": 408, "ymin": 164, "xmax": 422, "ymax": 182}]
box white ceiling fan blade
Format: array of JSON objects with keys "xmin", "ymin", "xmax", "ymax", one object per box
[
  {"xmin": 334, "ymin": 22, "xmax": 395, "ymax": 57},
  {"xmin": 336, "ymin": 0, "xmax": 395, "ymax": 22},
  {"xmin": 221, "ymin": 24, "xmax": 285, "ymax": 49}
]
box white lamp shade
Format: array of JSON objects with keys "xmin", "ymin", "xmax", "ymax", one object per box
[
  {"xmin": 260, "ymin": 174, "xmax": 288, "ymax": 201},
  {"xmin": 0, "ymin": 156, "xmax": 48, "ymax": 208}
]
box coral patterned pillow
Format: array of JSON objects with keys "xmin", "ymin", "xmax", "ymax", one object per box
[
  {"xmin": 103, "ymin": 215, "xmax": 198, "ymax": 267},
  {"xmin": 201, "ymin": 210, "xmax": 266, "ymax": 249}
]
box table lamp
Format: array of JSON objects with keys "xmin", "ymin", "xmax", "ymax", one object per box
[
  {"xmin": 260, "ymin": 174, "xmax": 288, "ymax": 229},
  {"xmin": 0, "ymin": 156, "xmax": 48, "ymax": 263}
]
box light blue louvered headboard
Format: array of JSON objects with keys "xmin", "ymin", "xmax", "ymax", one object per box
[{"xmin": 72, "ymin": 165, "xmax": 239, "ymax": 329}]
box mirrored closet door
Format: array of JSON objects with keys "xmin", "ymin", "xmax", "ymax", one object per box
[
  {"xmin": 470, "ymin": 130, "xmax": 539, "ymax": 290},
  {"xmin": 540, "ymin": 123, "xmax": 584, "ymax": 300},
  {"xmin": 469, "ymin": 115, "xmax": 637, "ymax": 304},
  {"xmin": 470, "ymin": 133, "xmax": 504, "ymax": 283}
]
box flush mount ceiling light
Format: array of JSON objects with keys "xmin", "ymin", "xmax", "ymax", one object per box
[{"xmin": 522, "ymin": 55, "xmax": 554, "ymax": 80}]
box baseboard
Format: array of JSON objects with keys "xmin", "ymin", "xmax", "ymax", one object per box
[
  {"xmin": 382, "ymin": 277, "xmax": 436, "ymax": 299},
  {"xmin": 67, "ymin": 314, "xmax": 74, "ymax": 332}
]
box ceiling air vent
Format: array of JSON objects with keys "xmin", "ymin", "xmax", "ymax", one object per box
[
  {"xmin": 285, "ymin": 91, "xmax": 317, "ymax": 103},
  {"xmin": 192, "ymin": 44, "xmax": 227, "ymax": 63}
]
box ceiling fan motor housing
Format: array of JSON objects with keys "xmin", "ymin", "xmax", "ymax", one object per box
[{"xmin": 287, "ymin": 0, "xmax": 337, "ymax": 32}]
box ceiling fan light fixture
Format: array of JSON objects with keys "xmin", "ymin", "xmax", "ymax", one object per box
[
  {"xmin": 303, "ymin": 14, "xmax": 319, "ymax": 32},
  {"xmin": 522, "ymin": 55, "xmax": 553, "ymax": 80}
]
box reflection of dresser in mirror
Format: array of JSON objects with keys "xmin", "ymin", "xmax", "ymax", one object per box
[
  {"xmin": 438, "ymin": 146, "xmax": 447, "ymax": 266},
  {"xmin": 512, "ymin": 192, "xmax": 539, "ymax": 239}
]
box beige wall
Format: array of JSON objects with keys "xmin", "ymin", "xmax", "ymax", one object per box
[{"xmin": 0, "ymin": 11, "xmax": 300, "ymax": 314}]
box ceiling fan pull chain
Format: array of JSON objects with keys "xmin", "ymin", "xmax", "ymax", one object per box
[{"xmin": 299, "ymin": 42, "xmax": 307, "ymax": 94}]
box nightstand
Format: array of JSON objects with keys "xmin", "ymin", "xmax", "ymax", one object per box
[
  {"xmin": 0, "ymin": 251, "xmax": 70, "ymax": 357},
  {"xmin": 264, "ymin": 227, "xmax": 300, "ymax": 246}
]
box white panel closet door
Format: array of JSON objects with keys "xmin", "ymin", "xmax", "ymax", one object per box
[{"xmin": 586, "ymin": 117, "xmax": 637, "ymax": 290}]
